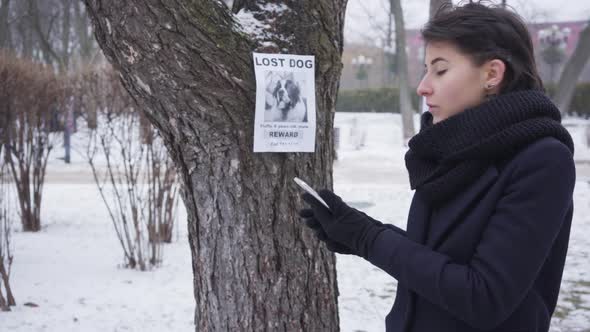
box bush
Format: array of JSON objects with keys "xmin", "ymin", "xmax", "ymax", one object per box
[
  {"xmin": 568, "ymin": 83, "xmax": 590, "ymax": 117},
  {"xmin": 338, "ymin": 84, "xmax": 590, "ymax": 117},
  {"xmin": 336, "ymin": 88, "xmax": 421, "ymax": 113},
  {"xmin": 75, "ymin": 66, "xmax": 180, "ymax": 270},
  {"xmin": 0, "ymin": 51, "xmax": 65, "ymax": 232}
]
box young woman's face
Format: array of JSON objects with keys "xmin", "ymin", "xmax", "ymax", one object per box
[{"xmin": 417, "ymin": 41, "xmax": 490, "ymax": 124}]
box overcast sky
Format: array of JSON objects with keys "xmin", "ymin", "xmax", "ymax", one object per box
[{"xmin": 344, "ymin": 0, "xmax": 590, "ymax": 45}]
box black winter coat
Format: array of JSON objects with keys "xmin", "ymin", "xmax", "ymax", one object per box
[{"xmin": 367, "ymin": 137, "xmax": 576, "ymax": 332}]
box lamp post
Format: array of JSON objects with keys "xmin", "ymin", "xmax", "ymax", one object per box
[
  {"xmin": 383, "ymin": 45, "xmax": 396, "ymax": 85},
  {"xmin": 538, "ymin": 24, "xmax": 570, "ymax": 84},
  {"xmin": 351, "ymin": 54, "xmax": 373, "ymax": 90}
]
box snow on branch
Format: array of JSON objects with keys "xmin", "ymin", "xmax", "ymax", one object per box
[{"xmin": 234, "ymin": 3, "xmax": 292, "ymax": 51}]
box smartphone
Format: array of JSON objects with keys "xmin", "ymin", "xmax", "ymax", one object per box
[{"xmin": 293, "ymin": 177, "xmax": 331, "ymax": 211}]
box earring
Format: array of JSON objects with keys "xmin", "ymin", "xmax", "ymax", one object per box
[{"xmin": 485, "ymin": 83, "xmax": 495, "ymax": 90}]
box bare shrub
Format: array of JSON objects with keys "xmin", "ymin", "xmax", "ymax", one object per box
[
  {"xmin": 72, "ymin": 66, "xmax": 179, "ymax": 270},
  {"xmin": 0, "ymin": 51, "xmax": 64, "ymax": 232}
]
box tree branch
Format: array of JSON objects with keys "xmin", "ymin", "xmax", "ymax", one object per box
[{"xmin": 28, "ymin": 0, "xmax": 63, "ymax": 68}]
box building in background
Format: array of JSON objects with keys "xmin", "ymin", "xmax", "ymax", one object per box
[{"xmin": 340, "ymin": 20, "xmax": 590, "ymax": 91}]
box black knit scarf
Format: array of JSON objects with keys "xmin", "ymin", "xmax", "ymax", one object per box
[{"xmin": 404, "ymin": 89, "xmax": 574, "ymax": 206}]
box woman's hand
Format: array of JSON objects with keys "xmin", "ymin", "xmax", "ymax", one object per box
[
  {"xmin": 298, "ymin": 208, "xmax": 355, "ymax": 254},
  {"xmin": 299, "ymin": 189, "xmax": 380, "ymax": 258}
]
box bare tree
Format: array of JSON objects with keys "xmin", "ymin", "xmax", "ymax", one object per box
[
  {"xmin": 84, "ymin": 0, "xmax": 344, "ymax": 330},
  {"xmin": 554, "ymin": 22, "xmax": 590, "ymax": 114},
  {"xmin": 72, "ymin": 1, "xmax": 97, "ymax": 65},
  {"xmin": 2, "ymin": 0, "xmax": 98, "ymax": 70},
  {"xmin": 430, "ymin": 0, "xmax": 451, "ymax": 18},
  {"xmin": 391, "ymin": 0, "xmax": 416, "ymax": 143},
  {"xmin": 24, "ymin": 0, "xmax": 76, "ymax": 72},
  {"xmin": 512, "ymin": 0, "xmax": 552, "ymax": 23},
  {"xmin": 0, "ymin": 159, "xmax": 16, "ymax": 311},
  {"xmin": 0, "ymin": 0, "xmax": 11, "ymax": 49},
  {"xmin": 0, "ymin": 53, "xmax": 15, "ymax": 311},
  {"xmin": 1, "ymin": 0, "xmax": 101, "ymax": 165}
]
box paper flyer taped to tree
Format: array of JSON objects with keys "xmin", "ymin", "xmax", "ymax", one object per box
[{"xmin": 252, "ymin": 52, "xmax": 316, "ymax": 152}]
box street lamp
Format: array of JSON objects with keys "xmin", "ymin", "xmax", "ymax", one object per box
[
  {"xmin": 383, "ymin": 45, "xmax": 396, "ymax": 85},
  {"xmin": 351, "ymin": 54, "xmax": 373, "ymax": 90},
  {"xmin": 538, "ymin": 24, "xmax": 570, "ymax": 84}
]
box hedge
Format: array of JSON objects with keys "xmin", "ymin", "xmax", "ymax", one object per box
[
  {"xmin": 336, "ymin": 88, "xmax": 421, "ymax": 113},
  {"xmin": 337, "ymin": 83, "xmax": 590, "ymax": 116},
  {"xmin": 545, "ymin": 83, "xmax": 590, "ymax": 117}
]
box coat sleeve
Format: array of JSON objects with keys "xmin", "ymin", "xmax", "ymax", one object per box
[
  {"xmin": 383, "ymin": 224, "xmax": 406, "ymax": 236},
  {"xmin": 366, "ymin": 140, "xmax": 575, "ymax": 330},
  {"xmin": 356, "ymin": 209, "xmax": 407, "ymax": 237}
]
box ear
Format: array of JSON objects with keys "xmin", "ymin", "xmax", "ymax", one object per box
[
  {"xmin": 272, "ymin": 80, "xmax": 281, "ymax": 97},
  {"xmin": 290, "ymin": 81, "xmax": 300, "ymax": 101},
  {"xmin": 483, "ymin": 59, "xmax": 506, "ymax": 93}
]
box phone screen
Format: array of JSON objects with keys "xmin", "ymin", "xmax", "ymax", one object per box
[{"xmin": 293, "ymin": 177, "xmax": 331, "ymax": 210}]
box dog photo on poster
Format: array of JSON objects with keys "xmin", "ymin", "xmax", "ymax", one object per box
[{"xmin": 253, "ymin": 52, "xmax": 316, "ymax": 152}]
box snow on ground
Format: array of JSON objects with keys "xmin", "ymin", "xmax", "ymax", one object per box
[
  {"xmin": 2, "ymin": 184, "xmax": 193, "ymax": 332},
  {"xmin": 2, "ymin": 113, "xmax": 590, "ymax": 331}
]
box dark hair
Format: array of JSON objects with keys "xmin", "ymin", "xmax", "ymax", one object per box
[{"xmin": 421, "ymin": 1, "xmax": 544, "ymax": 94}]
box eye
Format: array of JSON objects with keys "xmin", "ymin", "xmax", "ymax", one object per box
[{"xmin": 436, "ymin": 69, "xmax": 447, "ymax": 76}]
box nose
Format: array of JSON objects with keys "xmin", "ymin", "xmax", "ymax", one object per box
[{"xmin": 416, "ymin": 75, "xmax": 432, "ymax": 97}]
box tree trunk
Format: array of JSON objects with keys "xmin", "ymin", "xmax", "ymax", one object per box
[
  {"xmin": 429, "ymin": 0, "xmax": 451, "ymax": 18},
  {"xmin": 0, "ymin": 286, "xmax": 8, "ymax": 311},
  {"xmin": 28, "ymin": 0, "xmax": 63, "ymax": 69},
  {"xmin": 0, "ymin": 0, "xmax": 11, "ymax": 48},
  {"xmin": 391, "ymin": 0, "xmax": 416, "ymax": 143},
  {"xmin": 17, "ymin": 15, "xmax": 33, "ymax": 59},
  {"xmin": 554, "ymin": 22, "xmax": 590, "ymax": 114},
  {"xmin": 74, "ymin": 1, "xmax": 95, "ymax": 63},
  {"xmin": 83, "ymin": 1, "xmax": 345, "ymax": 330},
  {"xmin": 60, "ymin": 0, "xmax": 71, "ymax": 71},
  {"xmin": 0, "ymin": 259, "xmax": 15, "ymax": 306}
]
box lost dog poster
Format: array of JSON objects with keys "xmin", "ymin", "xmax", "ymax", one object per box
[{"xmin": 252, "ymin": 52, "xmax": 316, "ymax": 152}]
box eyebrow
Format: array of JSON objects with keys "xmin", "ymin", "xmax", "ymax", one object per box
[{"xmin": 424, "ymin": 57, "xmax": 448, "ymax": 67}]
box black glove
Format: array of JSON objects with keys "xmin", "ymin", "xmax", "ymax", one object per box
[
  {"xmin": 299, "ymin": 208, "xmax": 355, "ymax": 254},
  {"xmin": 299, "ymin": 205, "xmax": 392, "ymax": 254},
  {"xmin": 300, "ymin": 189, "xmax": 385, "ymax": 258}
]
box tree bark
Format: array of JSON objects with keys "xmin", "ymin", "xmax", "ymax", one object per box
[
  {"xmin": 83, "ymin": 0, "xmax": 346, "ymax": 330},
  {"xmin": 391, "ymin": 0, "xmax": 415, "ymax": 143},
  {"xmin": 555, "ymin": 22, "xmax": 590, "ymax": 114}
]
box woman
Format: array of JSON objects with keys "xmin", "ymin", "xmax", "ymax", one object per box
[{"xmin": 299, "ymin": 2, "xmax": 575, "ymax": 332}]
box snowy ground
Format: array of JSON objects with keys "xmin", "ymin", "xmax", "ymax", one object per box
[{"xmin": 1, "ymin": 113, "xmax": 590, "ymax": 331}]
